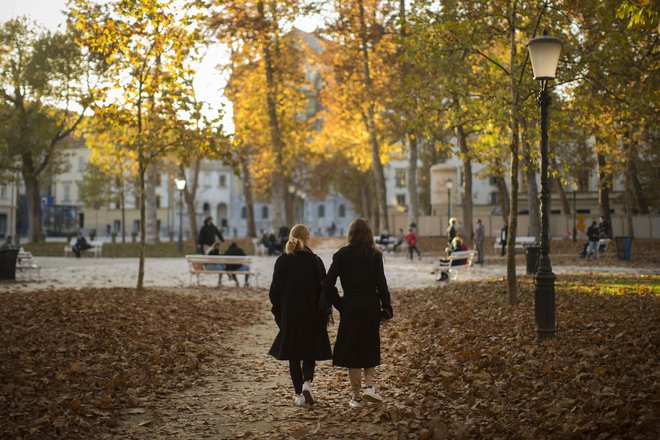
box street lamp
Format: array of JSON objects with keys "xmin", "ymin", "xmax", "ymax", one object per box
[
  {"xmin": 527, "ymin": 30, "xmax": 563, "ymax": 341},
  {"xmin": 445, "ymin": 179, "xmax": 453, "ymax": 228},
  {"xmin": 572, "ymin": 182, "xmax": 578, "ymax": 242},
  {"xmin": 175, "ymin": 177, "xmax": 186, "ymax": 254}
]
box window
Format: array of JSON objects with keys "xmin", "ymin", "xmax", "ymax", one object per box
[
  {"xmin": 489, "ymin": 176, "xmax": 498, "ymax": 186},
  {"xmin": 63, "ymin": 182, "xmax": 71, "ymax": 202},
  {"xmin": 203, "ymin": 172, "xmax": 211, "ymax": 188},
  {"xmin": 395, "ymin": 168, "xmax": 406, "ymax": 188},
  {"xmin": 113, "ymin": 220, "xmax": 121, "ymax": 233},
  {"xmin": 489, "ymin": 192, "xmax": 499, "ymax": 205},
  {"xmin": 396, "ymin": 194, "xmax": 406, "ymax": 206},
  {"xmin": 78, "ymin": 157, "xmax": 85, "ymax": 172},
  {"xmin": 219, "ymin": 174, "xmax": 227, "ymax": 188},
  {"xmin": 156, "ymin": 195, "xmax": 161, "ymax": 209},
  {"xmin": 318, "ymin": 205, "xmax": 325, "ymax": 218},
  {"xmin": 0, "ymin": 185, "xmax": 6, "ymax": 199},
  {"xmin": 262, "ymin": 206, "xmax": 269, "ymax": 219},
  {"xmin": 241, "ymin": 206, "xmax": 247, "ymax": 219},
  {"xmin": 338, "ymin": 204, "xmax": 346, "ymax": 218}
]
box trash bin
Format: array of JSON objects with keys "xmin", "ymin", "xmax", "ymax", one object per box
[
  {"xmin": 525, "ymin": 244, "xmax": 541, "ymax": 274},
  {"xmin": 614, "ymin": 236, "xmax": 633, "ymax": 261},
  {"xmin": 0, "ymin": 249, "xmax": 19, "ymax": 280}
]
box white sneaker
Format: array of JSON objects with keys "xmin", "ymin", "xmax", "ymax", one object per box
[
  {"xmin": 302, "ymin": 381, "xmax": 315, "ymax": 405},
  {"xmin": 349, "ymin": 397, "xmax": 363, "ymax": 408},
  {"xmin": 294, "ymin": 393, "xmax": 306, "ymax": 406},
  {"xmin": 362, "ymin": 386, "xmax": 383, "ymax": 402}
]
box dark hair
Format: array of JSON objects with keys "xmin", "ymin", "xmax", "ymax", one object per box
[
  {"xmin": 205, "ymin": 216, "xmax": 213, "ymax": 225},
  {"xmin": 347, "ymin": 218, "xmax": 375, "ymax": 253}
]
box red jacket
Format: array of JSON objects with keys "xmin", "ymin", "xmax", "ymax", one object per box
[{"xmin": 404, "ymin": 232, "xmax": 417, "ymax": 247}]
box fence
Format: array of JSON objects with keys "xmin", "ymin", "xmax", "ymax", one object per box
[{"xmin": 390, "ymin": 214, "xmax": 660, "ymax": 239}]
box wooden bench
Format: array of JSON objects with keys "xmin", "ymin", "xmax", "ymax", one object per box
[
  {"xmin": 64, "ymin": 238, "xmax": 103, "ymax": 257},
  {"xmin": 16, "ymin": 250, "xmax": 40, "ymax": 280},
  {"xmin": 375, "ymin": 235, "xmax": 400, "ymax": 252},
  {"xmin": 434, "ymin": 250, "xmax": 477, "ymax": 282},
  {"xmin": 494, "ymin": 236, "xmax": 536, "ymax": 251},
  {"xmin": 185, "ymin": 254, "xmax": 258, "ymax": 287}
]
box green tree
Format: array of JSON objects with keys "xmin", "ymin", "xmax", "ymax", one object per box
[
  {"xmin": 70, "ymin": 0, "xmax": 211, "ymax": 289},
  {"xmin": 0, "ymin": 18, "xmax": 93, "ymax": 242}
]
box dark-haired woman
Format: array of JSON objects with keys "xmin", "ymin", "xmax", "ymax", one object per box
[
  {"xmin": 323, "ymin": 218, "xmax": 393, "ymax": 407},
  {"xmin": 268, "ymin": 224, "xmax": 332, "ymax": 406}
]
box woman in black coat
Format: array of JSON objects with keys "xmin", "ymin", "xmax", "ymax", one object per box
[
  {"xmin": 323, "ymin": 218, "xmax": 393, "ymax": 408},
  {"xmin": 268, "ymin": 224, "xmax": 332, "ymax": 406}
]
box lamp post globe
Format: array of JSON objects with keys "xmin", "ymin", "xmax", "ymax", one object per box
[
  {"xmin": 175, "ymin": 178, "xmax": 187, "ymax": 254},
  {"xmin": 526, "ymin": 30, "xmax": 563, "ymax": 341}
]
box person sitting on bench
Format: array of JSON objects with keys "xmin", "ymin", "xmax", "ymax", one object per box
[
  {"xmin": 73, "ymin": 232, "xmax": 92, "ymax": 258},
  {"xmin": 221, "ymin": 242, "xmax": 250, "ymax": 287},
  {"xmin": 449, "ymin": 236, "xmax": 469, "ymax": 266}
]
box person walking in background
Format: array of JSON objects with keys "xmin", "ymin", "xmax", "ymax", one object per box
[
  {"xmin": 500, "ymin": 223, "xmax": 508, "ymax": 256},
  {"xmin": 392, "ymin": 228, "xmax": 405, "ymax": 252},
  {"xmin": 404, "ymin": 228, "xmax": 421, "ymax": 260},
  {"xmin": 446, "ymin": 218, "xmax": 457, "ymax": 248},
  {"xmin": 586, "ymin": 220, "xmax": 600, "ymax": 260},
  {"xmin": 322, "ymin": 218, "xmax": 393, "ymax": 408},
  {"xmin": 268, "ymin": 224, "xmax": 331, "ymax": 407},
  {"xmin": 198, "ymin": 216, "xmax": 224, "ymax": 254},
  {"xmin": 474, "ymin": 219, "xmax": 485, "ymax": 264}
]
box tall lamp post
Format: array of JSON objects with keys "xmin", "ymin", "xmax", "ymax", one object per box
[
  {"xmin": 572, "ymin": 182, "xmax": 578, "ymax": 242},
  {"xmin": 527, "ymin": 30, "xmax": 563, "ymax": 341},
  {"xmin": 175, "ymin": 178, "xmax": 186, "ymax": 254},
  {"xmin": 445, "ymin": 179, "xmax": 453, "ymax": 227}
]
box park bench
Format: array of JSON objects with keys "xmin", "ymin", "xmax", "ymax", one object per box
[
  {"xmin": 494, "ymin": 236, "xmax": 536, "ymax": 251},
  {"xmin": 433, "ymin": 250, "xmax": 477, "ymax": 282},
  {"xmin": 185, "ymin": 254, "xmax": 258, "ymax": 287},
  {"xmin": 375, "ymin": 235, "xmax": 400, "ymax": 253},
  {"xmin": 251, "ymin": 238, "xmax": 268, "ymax": 257},
  {"xmin": 16, "ymin": 249, "xmax": 40, "ymax": 280},
  {"xmin": 64, "ymin": 238, "xmax": 104, "ymax": 257}
]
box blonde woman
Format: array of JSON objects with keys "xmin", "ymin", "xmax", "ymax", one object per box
[
  {"xmin": 322, "ymin": 218, "xmax": 393, "ymax": 407},
  {"xmin": 268, "ymin": 224, "xmax": 332, "ymax": 406}
]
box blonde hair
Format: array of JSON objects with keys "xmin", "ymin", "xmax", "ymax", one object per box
[{"xmin": 285, "ymin": 224, "xmax": 310, "ymax": 254}]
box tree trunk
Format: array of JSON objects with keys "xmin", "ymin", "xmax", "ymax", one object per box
[
  {"xmin": 521, "ymin": 118, "xmax": 540, "ymax": 238},
  {"xmin": 137, "ymin": 161, "xmax": 146, "ymax": 291},
  {"xmin": 146, "ymin": 162, "xmax": 159, "ymax": 244},
  {"xmin": 506, "ymin": 1, "xmax": 519, "ymax": 306},
  {"xmin": 596, "ymin": 150, "xmax": 613, "ymax": 238},
  {"xmin": 258, "ymin": 0, "xmax": 285, "ymax": 230},
  {"xmin": 239, "ymin": 152, "xmax": 256, "ymax": 237},
  {"xmin": 358, "ymin": 0, "xmax": 388, "ymax": 232},
  {"xmin": 418, "ymin": 138, "xmax": 437, "ymax": 215},
  {"xmin": 23, "ymin": 171, "xmax": 44, "ymax": 243},
  {"xmin": 119, "ymin": 173, "xmax": 126, "ymax": 243},
  {"xmin": 624, "ymin": 138, "xmax": 636, "ymax": 236},
  {"xmin": 407, "ymin": 133, "xmax": 419, "ymax": 229},
  {"xmin": 454, "ymin": 124, "xmax": 473, "ymax": 243},
  {"xmin": 495, "ymin": 174, "xmax": 510, "ymax": 225},
  {"xmin": 182, "ymin": 161, "xmax": 200, "ymax": 243}
]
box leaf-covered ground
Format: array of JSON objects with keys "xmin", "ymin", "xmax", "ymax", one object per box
[{"xmin": 1, "ymin": 275, "xmax": 658, "ymax": 439}]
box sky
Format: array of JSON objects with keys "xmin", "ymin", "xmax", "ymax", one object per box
[{"xmin": 0, "ymin": 0, "xmax": 323, "ymax": 134}]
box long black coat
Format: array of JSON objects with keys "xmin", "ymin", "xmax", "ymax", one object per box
[
  {"xmin": 323, "ymin": 245, "xmax": 392, "ymax": 368},
  {"xmin": 268, "ymin": 249, "xmax": 332, "ymax": 361}
]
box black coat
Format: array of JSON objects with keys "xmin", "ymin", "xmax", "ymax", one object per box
[
  {"xmin": 323, "ymin": 245, "xmax": 392, "ymax": 368},
  {"xmin": 198, "ymin": 224, "xmax": 224, "ymax": 247},
  {"xmin": 268, "ymin": 249, "xmax": 332, "ymax": 361}
]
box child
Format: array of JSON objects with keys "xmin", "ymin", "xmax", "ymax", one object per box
[{"xmin": 404, "ymin": 228, "xmax": 421, "ymax": 260}]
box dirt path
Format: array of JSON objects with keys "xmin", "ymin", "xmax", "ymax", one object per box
[{"xmin": 109, "ymin": 294, "xmax": 401, "ymax": 438}]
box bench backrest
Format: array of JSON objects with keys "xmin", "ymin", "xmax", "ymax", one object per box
[
  {"xmin": 185, "ymin": 255, "xmax": 252, "ymax": 265},
  {"xmin": 69, "ymin": 238, "xmax": 103, "ymax": 247},
  {"xmin": 449, "ymin": 250, "xmax": 475, "ymax": 259}
]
